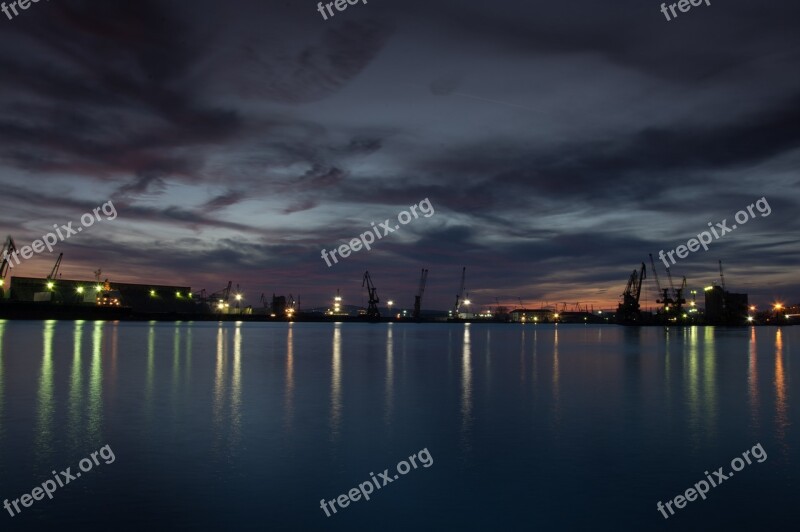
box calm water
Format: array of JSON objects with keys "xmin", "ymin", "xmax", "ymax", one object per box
[{"xmin": 0, "ymin": 321, "xmax": 796, "ymax": 531}]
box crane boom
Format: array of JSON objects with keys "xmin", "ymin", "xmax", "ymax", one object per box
[
  {"xmin": 0, "ymin": 235, "xmax": 18, "ymax": 283},
  {"xmin": 47, "ymin": 253, "xmax": 63, "ymax": 280},
  {"xmin": 412, "ymin": 268, "xmax": 428, "ymax": 320},
  {"xmin": 362, "ymin": 271, "xmax": 380, "ymax": 319},
  {"xmin": 452, "ymin": 267, "xmax": 466, "ymax": 315},
  {"xmin": 648, "ymin": 253, "xmax": 663, "ymax": 293},
  {"xmin": 719, "ymin": 260, "xmax": 726, "ymax": 291}
]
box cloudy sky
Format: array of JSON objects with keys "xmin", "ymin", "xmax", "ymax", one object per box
[{"xmin": 0, "ymin": 0, "xmax": 798, "ymax": 311}]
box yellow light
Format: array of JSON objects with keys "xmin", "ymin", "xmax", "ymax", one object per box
[
  {"xmin": 464, "ymin": 299, "xmax": 471, "ymax": 305},
  {"xmin": 176, "ymin": 292, "xmax": 181, "ymax": 298},
  {"xmin": 150, "ymin": 290, "xmax": 156, "ymax": 297},
  {"xmin": 0, "ymin": 279, "xmax": 4, "ymax": 286},
  {"xmin": 96, "ymin": 285, "xmax": 103, "ymax": 292},
  {"xmin": 46, "ymin": 282, "xmax": 54, "ymax": 290},
  {"xmin": 704, "ymin": 286, "xmax": 714, "ymax": 291},
  {"xmin": 750, "ymin": 306, "xmax": 755, "ymax": 311},
  {"xmin": 774, "ymin": 304, "xmax": 783, "ymax": 310},
  {"xmin": 235, "ymin": 294, "xmax": 242, "ymax": 301},
  {"xmin": 554, "ymin": 313, "xmax": 559, "ymax": 318},
  {"xmin": 690, "ymin": 301, "xmax": 696, "ymax": 307},
  {"xmin": 747, "ymin": 317, "xmax": 754, "ymax": 322},
  {"xmin": 76, "ymin": 286, "xmax": 84, "ymax": 294}
]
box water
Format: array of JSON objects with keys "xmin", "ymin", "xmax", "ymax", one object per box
[{"xmin": 0, "ymin": 321, "xmax": 796, "ymax": 531}]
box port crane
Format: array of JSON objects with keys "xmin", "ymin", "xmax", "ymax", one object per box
[
  {"xmin": 208, "ymin": 281, "xmax": 232, "ymax": 311},
  {"xmin": 412, "ymin": 268, "xmax": 428, "ymax": 320},
  {"xmin": 47, "ymin": 253, "xmax": 63, "ymax": 280},
  {"xmin": 617, "ymin": 262, "xmax": 646, "ymax": 323},
  {"xmin": 362, "ymin": 271, "xmax": 380, "ymax": 319},
  {"xmin": 665, "ymin": 267, "xmax": 687, "ymax": 315},
  {"xmin": 649, "ymin": 253, "xmax": 673, "ymax": 313},
  {"xmin": 0, "ymin": 236, "xmax": 18, "ymax": 295},
  {"xmin": 452, "ymin": 267, "xmax": 466, "ymax": 316}
]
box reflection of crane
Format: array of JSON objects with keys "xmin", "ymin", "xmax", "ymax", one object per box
[
  {"xmin": 452, "ymin": 267, "xmax": 466, "ymax": 315},
  {"xmin": 617, "ymin": 262, "xmax": 646, "ymax": 323},
  {"xmin": 362, "ymin": 271, "xmax": 380, "ymax": 319},
  {"xmin": 47, "ymin": 253, "xmax": 63, "ymax": 280},
  {"xmin": 412, "ymin": 268, "xmax": 428, "ymax": 320}
]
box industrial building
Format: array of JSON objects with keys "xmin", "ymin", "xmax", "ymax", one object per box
[
  {"xmin": 704, "ymin": 285, "xmax": 749, "ymax": 326},
  {"xmin": 7, "ymin": 276, "xmax": 196, "ymax": 314}
]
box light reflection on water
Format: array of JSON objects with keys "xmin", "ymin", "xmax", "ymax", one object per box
[
  {"xmin": 0, "ymin": 321, "xmax": 794, "ymax": 530},
  {"xmin": 34, "ymin": 320, "xmax": 55, "ymax": 465},
  {"xmin": 775, "ymin": 329, "xmax": 787, "ymax": 456},
  {"xmin": 460, "ymin": 323, "xmax": 472, "ymax": 454}
]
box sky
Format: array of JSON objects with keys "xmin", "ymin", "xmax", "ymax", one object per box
[{"xmin": 0, "ymin": 0, "xmax": 798, "ymax": 312}]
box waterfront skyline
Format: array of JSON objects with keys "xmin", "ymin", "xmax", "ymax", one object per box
[{"xmin": 1, "ymin": 0, "xmax": 799, "ymax": 310}]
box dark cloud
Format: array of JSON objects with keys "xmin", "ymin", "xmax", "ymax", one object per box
[{"xmin": 0, "ymin": 0, "xmax": 798, "ymax": 309}]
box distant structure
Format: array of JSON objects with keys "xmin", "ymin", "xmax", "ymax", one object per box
[
  {"xmin": 7, "ymin": 276, "xmax": 194, "ymax": 313},
  {"xmin": 704, "ymin": 260, "xmax": 749, "ymax": 326},
  {"xmin": 617, "ymin": 263, "xmax": 646, "ymax": 324},
  {"xmin": 704, "ymin": 286, "xmax": 749, "ymax": 326}
]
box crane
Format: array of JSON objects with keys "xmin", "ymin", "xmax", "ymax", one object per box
[
  {"xmin": 47, "ymin": 253, "xmax": 63, "ymax": 280},
  {"xmin": 618, "ymin": 262, "xmax": 646, "ymax": 323},
  {"xmin": 649, "ymin": 253, "xmax": 673, "ymax": 313},
  {"xmin": 665, "ymin": 267, "xmax": 686, "ymax": 313},
  {"xmin": 719, "ymin": 259, "xmax": 726, "ymax": 291},
  {"xmin": 452, "ymin": 267, "xmax": 466, "ymax": 315},
  {"xmin": 0, "ymin": 236, "xmax": 18, "ymax": 296},
  {"xmin": 209, "ymin": 281, "xmax": 232, "ymax": 310},
  {"xmin": 412, "ymin": 268, "xmax": 428, "ymax": 320},
  {"xmin": 362, "ymin": 271, "xmax": 380, "ymax": 319}
]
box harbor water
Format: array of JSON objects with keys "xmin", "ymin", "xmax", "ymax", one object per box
[{"xmin": 0, "ymin": 321, "xmax": 796, "ymax": 531}]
